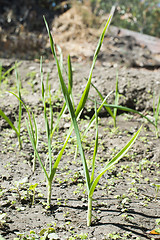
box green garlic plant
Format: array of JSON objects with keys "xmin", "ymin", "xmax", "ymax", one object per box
[
  {"xmin": 90, "ymin": 80, "xmax": 159, "ymax": 136},
  {"xmin": 45, "ymin": 7, "xmax": 142, "ymax": 226},
  {"xmin": 58, "ymin": 73, "xmax": 142, "ymax": 226},
  {"xmin": 25, "ymin": 55, "xmax": 78, "ymax": 206}
]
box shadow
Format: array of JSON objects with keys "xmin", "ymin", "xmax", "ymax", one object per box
[
  {"xmin": 46, "ymin": 195, "xmax": 158, "ymax": 218},
  {"xmin": 41, "ymin": 197, "xmax": 156, "ymax": 239},
  {"xmin": 95, "ymin": 222, "xmax": 150, "ymax": 239},
  {"xmin": 96, "ymin": 206, "xmax": 159, "ymax": 219},
  {"xmin": 47, "ymin": 199, "xmax": 158, "ymax": 219}
]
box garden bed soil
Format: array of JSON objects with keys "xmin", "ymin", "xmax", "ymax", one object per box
[
  {"xmin": 0, "ymin": 58, "xmax": 160, "ymax": 240},
  {"xmin": 0, "ymin": 4, "xmax": 160, "ymax": 240}
]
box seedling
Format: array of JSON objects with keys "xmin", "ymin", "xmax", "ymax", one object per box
[
  {"xmin": 151, "ymin": 183, "xmax": 160, "ymax": 200},
  {"xmin": 25, "ymin": 56, "xmax": 76, "ymax": 206},
  {"xmin": 13, "ymin": 178, "xmax": 39, "ymax": 206},
  {"xmin": 29, "ymin": 183, "xmax": 38, "ymax": 205},
  {"xmin": 45, "ymin": 7, "xmax": 142, "ymax": 226},
  {"xmin": 42, "ymin": 5, "xmax": 116, "ymax": 207},
  {"xmin": 90, "ymin": 78, "xmax": 160, "ymax": 137}
]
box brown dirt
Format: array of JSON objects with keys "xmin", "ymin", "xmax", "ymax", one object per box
[
  {"xmin": 0, "ymin": 58, "xmax": 160, "ymax": 240},
  {"xmin": 0, "ymin": 4, "xmax": 160, "ymax": 240}
]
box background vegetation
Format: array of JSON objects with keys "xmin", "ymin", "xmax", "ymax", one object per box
[
  {"xmin": 90, "ymin": 0, "xmax": 160, "ymax": 37},
  {"xmin": 45, "ymin": 0, "xmax": 160, "ymax": 37}
]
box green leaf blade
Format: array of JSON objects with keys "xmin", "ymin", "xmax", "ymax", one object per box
[
  {"xmin": 89, "ymin": 125, "xmax": 142, "ymax": 197},
  {"xmin": 0, "ymin": 108, "xmax": 19, "ymax": 137}
]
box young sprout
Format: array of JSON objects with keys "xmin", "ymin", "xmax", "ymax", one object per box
[
  {"xmin": 44, "ymin": 7, "xmax": 111, "ymax": 204},
  {"xmin": 25, "ymin": 57, "xmax": 75, "ymax": 206},
  {"xmin": 45, "ymin": 6, "xmax": 142, "ymax": 226},
  {"xmin": 29, "ymin": 183, "xmax": 38, "ymax": 205},
  {"xmin": 59, "ymin": 76, "xmax": 142, "ymax": 226},
  {"xmin": 90, "ymin": 76, "xmax": 159, "ymax": 136}
]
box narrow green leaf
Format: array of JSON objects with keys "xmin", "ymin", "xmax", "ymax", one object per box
[
  {"xmin": 43, "ymin": 16, "xmax": 57, "ymax": 59},
  {"xmin": 1, "ymin": 61, "xmax": 21, "ymax": 80},
  {"xmin": 41, "ymin": 59, "xmax": 52, "ymax": 175},
  {"xmin": 90, "ymin": 101, "xmax": 98, "ymax": 184},
  {"xmin": 103, "ymin": 104, "xmax": 155, "ymax": 127},
  {"xmin": 32, "ymin": 112, "xmax": 38, "ymax": 147},
  {"xmin": 9, "ymin": 92, "xmax": 36, "ymax": 141},
  {"xmin": 0, "ymin": 108, "xmax": 19, "ymax": 137},
  {"xmin": 90, "ymin": 81, "xmax": 114, "ymax": 118},
  {"xmin": 83, "ymin": 92, "xmax": 113, "ymax": 137},
  {"xmin": 50, "ymin": 124, "xmax": 74, "ymax": 181},
  {"xmin": 50, "ymin": 55, "xmax": 73, "ymax": 139},
  {"xmin": 26, "ymin": 119, "xmax": 49, "ymax": 181},
  {"xmin": 57, "ymin": 44, "xmax": 63, "ymax": 74},
  {"xmin": 89, "ymin": 99, "xmax": 156, "ymax": 128},
  {"xmin": 74, "ymin": 9, "xmax": 113, "ymax": 118},
  {"xmin": 50, "ymin": 98, "xmax": 53, "ymax": 134},
  {"xmin": 89, "ymin": 125, "xmax": 142, "ymax": 197},
  {"xmin": 51, "ymin": 103, "xmax": 67, "ymax": 139},
  {"xmin": 56, "ymin": 59, "xmax": 91, "ymax": 191},
  {"xmin": 68, "ymin": 55, "xmax": 73, "ymax": 94}
]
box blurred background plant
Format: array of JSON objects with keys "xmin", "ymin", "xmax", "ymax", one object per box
[
  {"xmin": 89, "ymin": 0, "xmax": 160, "ymax": 37},
  {"xmin": 43, "ymin": 0, "xmax": 160, "ymax": 37}
]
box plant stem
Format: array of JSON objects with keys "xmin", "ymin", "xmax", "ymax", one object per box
[
  {"xmin": 33, "ymin": 152, "xmax": 36, "ymax": 172},
  {"xmin": 113, "ymin": 117, "xmax": 116, "ymax": 128},
  {"xmin": 18, "ymin": 135, "xmax": 22, "ymax": 150},
  {"xmin": 32, "ymin": 189, "xmax": 35, "ymax": 206},
  {"xmin": 47, "ymin": 181, "xmax": 52, "ymax": 206},
  {"xmin": 87, "ymin": 195, "xmax": 92, "ymax": 227}
]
